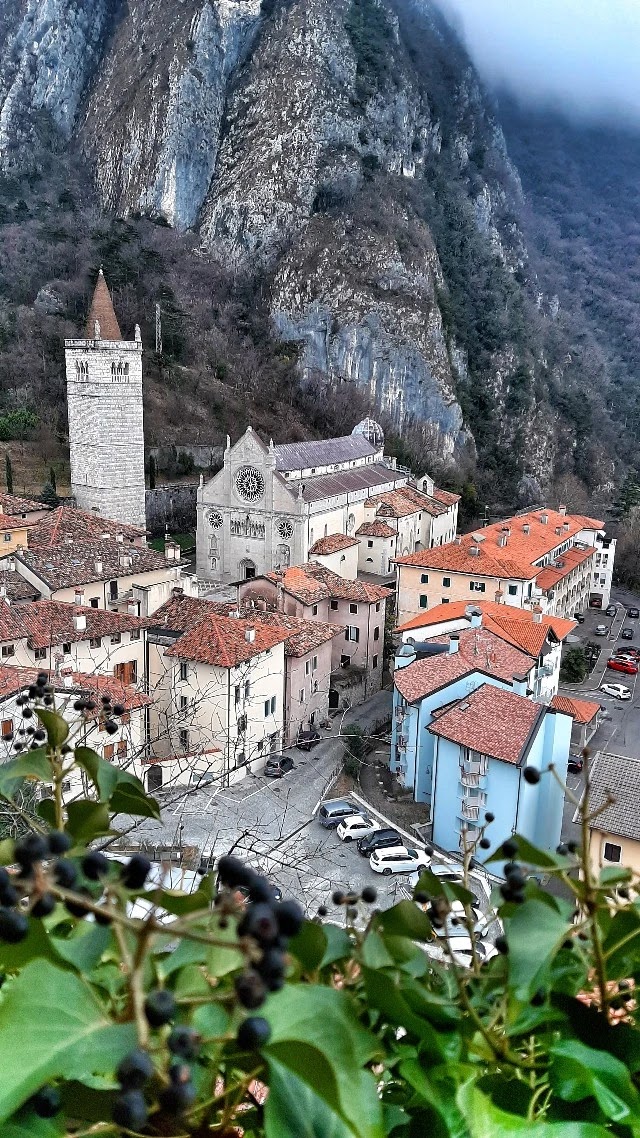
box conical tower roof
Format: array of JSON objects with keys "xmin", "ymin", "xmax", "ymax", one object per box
[{"xmin": 84, "ymin": 268, "xmax": 122, "ymax": 340}]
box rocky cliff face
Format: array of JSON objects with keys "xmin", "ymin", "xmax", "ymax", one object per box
[{"xmin": 0, "ymin": 0, "xmax": 585, "ymax": 495}]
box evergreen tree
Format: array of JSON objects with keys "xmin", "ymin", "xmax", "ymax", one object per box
[
  {"xmin": 49, "ymin": 466, "xmax": 56, "ymax": 493},
  {"xmin": 4, "ymin": 454, "xmax": 12, "ymax": 495},
  {"xmin": 148, "ymin": 453, "xmax": 156, "ymax": 490},
  {"xmin": 40, "ymin": 481, "xmax": 59, "ymax": 508}
]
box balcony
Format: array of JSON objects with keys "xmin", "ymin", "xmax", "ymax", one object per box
[
  {"xmin": 536, "ymin": 663, "xmax": 554, "ymax": 678},
  {"xmin": 461, "ymin": 802, "xmax": 481, "ymax": 821},
  {"xmin": 460, "ymin": 771, "xmax": 480, "ymax": 788},
  {"xmin": 461, "ymin": 760, "xmax": 487, "ymax": 777}
]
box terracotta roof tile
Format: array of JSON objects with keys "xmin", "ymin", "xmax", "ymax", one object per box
[
  {"xmin": 356, "ymin": 521, "xmax": 396, "ymax": 538},
  {"xmin": 0, "ymin": 571, "xmax": 40, "ymax": 602},
  {"xmin": 550, "ymin": 694, "xmax": 601, "ymax": 724},
  {"xmin": 309, "ymin": 533, "xmax": 359, "ymax": 554},
  {"xmin": 0, "ymin": 666, "xmax": 150, "ymax": 710},
  {"xmin": 431, "ymin": 487, "xmax": 461, "ymax": 506},
  {"xmin": 143, "ymin": 594, "xmax": 227, "ymax": 635},
  {"xmin": 16, "ymin": 542, "xmax": 171, "ymax": 591},
  {"xmin": 165, "ymin": 614, "xmax": 290, "ymax": 668},
  {"xmin": 28, "ymin": 506, "xmax": 145, "ymax": 551},
  {"xmin": 396, "ymin": 599, "xmax": 576, "ymax": 645},
  {"xmin": 84, "ymin": 270, "xmax": 122, "ymax": 340},
  {"xmin": 535, "ymin": 545, "xmax": 595, "ymax": 592},
  {"xmin": 0, "ymin": 494, "xmax": 50, "ymax": 516},
  {"xmin": 428, "ymin": 684, "xmax": 544, "ymax": 765},
  {"xmin": 236, "ymin": 608, "xmax": 343, "ymax": 657},
  {"xmin": 572, "ymin": 515, "xmax": 604, "ymax": 530},
  {"xmin": 266, "ymin": 563, "xmax": 392, "ymax": 606},
  {"xmin": 394, "ymin": 626, "xmax": 533, "ymax": 702},
  {"xmin": 0, "ymin": 600, "xmax": 145, "ymax": 650},
  {"xmin": 395, "ymin": 542, "xmax": 538, "ymax": 580}
]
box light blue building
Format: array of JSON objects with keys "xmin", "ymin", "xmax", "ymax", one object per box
[{"xmin": 390, "ymin": 627, "xmax": 571, "ymax": 868}]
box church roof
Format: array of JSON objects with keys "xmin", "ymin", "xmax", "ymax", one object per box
[
  {"xmin": 274, "ymin": 434, "xmax": 378, "ymax": 472},
  {"xmin": 84, "ymin": 269, "xmax": 122, "ymax": 340},
  {"xmin": 300, "ymin": 463, "xmax": 405, "ymax": 503}
]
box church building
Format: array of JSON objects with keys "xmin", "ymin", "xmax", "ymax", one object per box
[
  {"xmin": 196, "ymin": 422, "xmax": 457, "ymax": 585},
  {"xmin": 64, "ymin": 270, "xmax": 147, "ymax": 529}
]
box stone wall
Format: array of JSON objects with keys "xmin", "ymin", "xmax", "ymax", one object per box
[
  {"xmin": 149, "ymin": 444, "xmax": 224, "ymax": 472},
  {"xmin": 145, "ymin": 484, "xmax": 198, "ymax": 535}
]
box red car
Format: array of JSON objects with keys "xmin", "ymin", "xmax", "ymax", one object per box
[{"xmin": 607, "ymin": 657, "xmax": 639, "ymax": 675}]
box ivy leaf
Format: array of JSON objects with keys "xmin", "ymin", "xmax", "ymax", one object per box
[
  {"xmin": 65, "ymin": 800, "xmax": 111, "ymax": 844},
  {"xmin": 109, "ymin": 783, "xmax": 160, "ymax": 820},
  {"xmin": 485, "ymin": 835, "xmax": 563, "ymax": 869},
  {"xmin": 51, "ymin": 925, "xmax": 113, "ymax": 973},
  {"xmin": 601, "ymin": 907, "xmax": 640, "ymax": 978},
  {"xmin": 0, "ymin": 959, "xmax": 137, "ymax": 1122},
  {"xmin": 457, "ymin": 1079, "xmax": 611, "ymax": 1138},
  {"xmin": 74, "ymin": 748, "xmax": 159, "ymax": 819},
  {"xmin": 505, "ymin": 899, "xmax": 569, "ymax": 999},
  {"xmin": 34, "ymin": 709, "xmax": 68, "ymax": 750},
  {"xmin": 399, "ymin": 1060, "xmax": 469, "ymax": 1138},
  {"xmin": 4, "ymin": 1119, "xmax": 65, "ymax": 1138},
  {"xmin": 376, "ymin": 900, "xmax": 432, "ymax": 941},
  {"xmin": 36, "ymin": 799, "xmax": 56, "ymax": 828},
  {"xmin": 319, "ymin": 925, "xmax": 353, "ymax": 968},
  {"xmin": 265, "ymin": 1056, "xmax": 354, "ymax": 1138},
  {"xmin": 0, "ymin": 752, "xmax": 52, "ymax": 799},
  {"xmin": 549, "ymin": 1039, "xmax": 640, "ymax": 1123},
  {"xmin": 264, "ymin": 985, "xmax": 384, "ymax": 1138},
  {"xmin": 289, "ymin": 920, "xmax": 327, "ymax": 971},
  {"xmin": 362, "ymin": 968, "xmax": 458, "ymax": 1059}
]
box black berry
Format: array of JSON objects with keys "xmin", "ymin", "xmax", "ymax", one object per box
[
  {"xmin": 237, "ymin": 1016, "xmax": 271, "ymax": 1049},
  {"xmin": 256, "ymin": 946, "xmax": 286, "ymax": 990},
  {"xmin": 235, "ymin": 970, "xmax": 267, "ymax": 1009},
  {"xmin": 15, "ymin": 833, "xmax": 48, "ymax": 868},
  {"xmin": 495, "ymin": 935, "xmax": 509, "ymax": 955},
  {"xmin": 530, "ymin": 988, "xmax": 546, "ymax": 1007},
  {"xmin": 113, "ymin": 703, "xmax": 125, "ymax": 716},
  {"xmin": 65, "ymin": 887, "xmax": 93, "ymax": 918},
  {"xmin": 361, "ymin": 886, "xmax": 377, "ymax": 904},
  {"xmin": 332, "ymin": 890, "xmax": 345, "ymax": 906},
  {"xmin": 29, "ymin": 1085, "xmax": 61, "ymax": 1118},
  {"xmin": 48, "ymin": 830, "xmax": 71, "ymax": 855},
  {"xmin": 556, "ymin": 843, "xmax": 568, "ymax": 856},
  {"xmin": 116, "ymin": 1048, "xmax": 155, "ymax": 1089},
  {"xmin": 317, "ymin": 905, "xmax": 328, "ymax": 917},
  {"xmin": 567, "ymin": 840, "xmax": 580, "ymax": 854},
  {"xmin": 523, "ymin": 766, "xmax": 540, "ymax": 785},
  {"xmin": 479, "ymin": 838, "xmax": 491, "ymax": 849},
  {"xmin": 160, "ymin": 1080, "xmax": 196, "ymax": 1114},
  {"xmin": 82, "ymin": 851, "xmax": 110, "ymax": 881},
  {"xmin": 238, "ymin": 902, "xmax": 279, "ymax": 945},
  {"xmin": 32, "ymin": 893, "xmax": 56, "ymax": 918},
  {"xmin": 502, "ymin": 839, "xmax": 518, "ymax": 859},
  {"xmin": 112, "ymin": 1089, "xmax": 148, "ymax": 1130},
  {"xmin": 104, "ymin": 720, "xmax": 118, "ymax": 735},
  {"xmin": 216, "ymin": 855, "xmax": 254, "ymax": 889},
  {"xmin": 168, "ymin": 1026, "xmax": 201, "ymax": 1060},
  {"xmin": 275, "ymin": 899, "xmax": 304, "ymax": 937},
  {"xmin": 0, "ymin": 882, "xmax": 18, "ymax": 907},
  {"xmin": 144, "ymin": 989, "xmax": 176, "ymax": 1027},
  {"xmin": 54, "ymin": 859, "xmax": 78, "ymax": 888},
  {"xmin": 485, "ymin": 811, "xmax": 495, "ymax": 823},
  {"xmin": 414, "ymin": 891, "xmax": 428, "ymax": 904},
  {"xmin": 120, "ymin": 854, "xmax": 151, "ymax": 890},
  {"xmin": 0, "ymin": 908, "xmax": 29, "ymax": 943}
]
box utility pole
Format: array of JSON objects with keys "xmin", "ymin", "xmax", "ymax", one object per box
[{"xmin": 155, "ymin": 302, "xmax": 162, "ymax": 355}]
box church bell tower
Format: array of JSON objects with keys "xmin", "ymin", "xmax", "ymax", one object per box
[{"xmin": 64, "ymin": 270, "xmax": 146, "ymax": 529}]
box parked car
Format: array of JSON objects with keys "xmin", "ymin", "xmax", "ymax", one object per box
[
  {"xmin": 606, "ymin": 604, "xmax": 617, "ymax": 617},
  {"xmin": 600, "ymin": 682, "xmax": 632, "ymax": 700},
  {"xmin": 317, "ymin": 798, "xmax": 361, "ymax": 828},
  {"xmin": 264, "ymin": 755, "xmax": 295, "ymax": 778},
  {"xmin": 573, "ymin": 612, "xmax": 585, "ymax": 623},
  {"xmin": 595, "ymin": 625, "xmax": 607, "ymax": 636},
  {"xmin": 618, "ymin": 647, "xmax": 640, "ymax": 659},
  {"xmin": 568, "ymin": 755, "xmax": 584, "ymax": 773},
  {"xmin": 620, "ymin": 628, "xmax": 635, "ymax": 640},
  {"xmin": 590, "ymin": 597, "xmax": 603, "ymax": 608},
  {"xmin": 628, "ymin": 608, "xmax": 640, "ymax": 619},
  {"xmin": 432, "ymin": 900, "xmax": 487, "ymax": 937},
  {"xmin": 357, "ymin": 828, "xmax": 403, "ymax": 856},
  {"xmin": 296, "ymin": 729, "xmax": 322, "ymax": 751},
  {"xmin": 370, "ymin": 846, "xmax": 431, "ymax": 875},
  {"xmin": 337, "ymin": 814, "xmax": 381, "ymax": 842},
  {"xmin": 607, "ymin": 657, "xmax": 638, "ymax": 675}
]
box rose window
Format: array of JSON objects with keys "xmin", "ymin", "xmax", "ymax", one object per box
[
  {"xmin": 278, "ymin": 520, "xmax": 294, "ymax": 540},
  {"xmin": 235, "ymin": 466, "xmax": 265, "ymax": 502},
  {"xmin": 207, "ymin": 510, "xmax": 223, "ymax": 528}
]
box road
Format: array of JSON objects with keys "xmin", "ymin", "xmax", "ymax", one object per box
[{"xmin": 559, "ymin": 584, "xmax": 640, "ymax": 845}]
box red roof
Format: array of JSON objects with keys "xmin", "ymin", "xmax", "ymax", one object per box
[
  {"xmin": 535, "ymin": 545, "xmax": 595, "ymax": 593},
  {"xmin": 236, "ymin": 608, "xmax": 343, "ymax": 657},
  {"xmin": 394, "ymin": 626, "xmax": 533, "ymax": 703},
  {"xmin": 0, "ymin": 599, "xmax": 145, "ymax": 649},
  {"xmin": 166, "ymin": 615, "xmax": 290, "ymax": 668},
  {"xmin": 0, "ymin": 494, "xmax": 50, "ymax": 516},
  {"xmin": 356, "ymin": 520, "xmax": 396, "ymax": 538},
  {"xmin": 431, "ymin": 487, "xmax": 461, "ymax": 506},
  {"xmin": 0, "ymin": 512, "xmax": 32, "ymax": 530},
  {"xmin": 550, "ymin": 694, "xmax": 601, "ymax": 725},
  {"xmin": 395, "ymin": 541, "xmax": 538, "ymax": 580},
  {"xmin": 0, "ymin": 666, "xmax": 150, "ymax": 711},
  {"xmin": 428, "ymin": 684, "xmax": 544, "ymax": 765},
  {"xmin": 28, "ymin": 506, "xmax": 144, "ymax": 551},
  {"xmin": 266, "ymin": 563, "xmax": 392, "ymax": 606},
  {"xmin": 571, "ymin": 515, "xmax": 604, "ymax": 531},
  {"xmin": 309, "ymin": 533, "xmax": 359, "ymax": 555},
  {"xmin": 143, "ymin": 594, "xmax": 229, "ymax": 634},
  {"xmin": 84, "ymin": 270, "xmax": 122, "ymax": 340}
]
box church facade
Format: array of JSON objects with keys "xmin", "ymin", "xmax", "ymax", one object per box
[
  {"xmin": 64, "ymin": 270, "xmax": 146, "ymax": 529},
  {"xmin": 196, "ymin": 424, "xmax": 412, "ymax": 585}
]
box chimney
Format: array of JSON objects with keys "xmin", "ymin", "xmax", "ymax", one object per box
[
  {"xmin": 63, "ymin": 673, "xmax": 73, "ymax": 689},
  {"xmin": 540, "ymin": 513, "xmax": 548, "ymax": 525},
  {"xmin": 532, "ymin": 605, "xmax": 543, "ymax": 624},
  {"xmin": 522, "ymin": 523, "xmax": 530, "ymax": 535},
  {"xmin": 563, "ymin": 521, "xmax": 570, "ymax": 531},
  {"xmin": 164, "ymin": 539, "xmax": 179, "ymax": 563},
  {"xmin": 74, "ymin": 611, "xmax": 87, "ymax": 632},
  {"xmin": 498, "ymin": 531, "xmax": 508, "ymax": 548},
  {"xmin": 466, "ymin": 607, "xmax": 482, "ymax": 628},
  {"xmin": 555, "ymin": 526, "xmax": 563, "ymax": 535},
  {"xmin": 95, "ymin": 560, "xmax": 103, "ymax": 575},
  {"xmin": 74, "ymin": 588, "xmax": 84, "ymax": 606},
  {"xmin": 127, "ymin": 599, "xmax": 139, "ymax": 616},
  {"xmin": 558, "ymin": 504, "xmax": 567, "ymax": 516},
  {"xmin": 454, "ymin": 535, "xmax": 462, "ymax": 545},
  {"xmin": 495, "ymin": 589, "xmax": 504, "ymax": 603},
  {"xmin": 470, "ymin": 546, "xmax": 480, "ymax": 557},
  {"xmin": 116, "ymin": 533, "xmax": 124, "ymax": 543},
  {"xmin": 119, "ymin": 553, "xmax": 132, "ymax": 570},
  {"xmin": 448, "ymin": 634, "xmax": 459, "ymax": 654},
  {"xmin": 245, "ymin": 627, "xmax": 256, "ymax": 643},
  {"xmin": 171, "ymin": 586, "xmax": 184, "ymax": 597},
  {"xmin": 7, "ymin": 556, "xmax": 14, "ymax": 571}
]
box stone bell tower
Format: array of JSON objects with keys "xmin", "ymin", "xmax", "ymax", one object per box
[{"xmin": 64, "ymin": 270, "xmax": 146, "ymax": 529}]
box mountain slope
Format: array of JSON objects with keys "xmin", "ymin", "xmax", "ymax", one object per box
[{"xmin": 0, "ymin": 0, "xmax": 631, "ymax": 508}]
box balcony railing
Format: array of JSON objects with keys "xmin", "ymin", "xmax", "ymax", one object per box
[
  {"xmin": 461, "ymin": 760, "xmax": 487, "ymax": 777},
  {"xmin": 537, "ymin": 663, "xmax": 554, "ymax": 678},
  {"xmin": 460, "ymin": 771, "xmax": 480, "ymax": 788},
  {"xmin": 461, "ymin": 802, "xmax": 481, "ymax": 821}
]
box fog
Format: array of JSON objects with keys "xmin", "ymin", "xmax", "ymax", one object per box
[{"xmin": 435, "ymin": 0, "xmax": 640, "ymax": 123}]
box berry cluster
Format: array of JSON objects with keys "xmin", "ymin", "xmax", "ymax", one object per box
[
  {"xmin": 217, "ymin": 855, "xmax": 303, "ymax": 1045},
  {"xmin": 112, "ymin": 997, "xmax": 203, "ymax": 1127},
  {"xmin": 74, "ymin": 692, "xmax": 126, "ymax": 736},
  {"xmin": 319, "ymin": 885, "xmax": 377, "ymax": 922},
  {"xmin": 12, "ymin": 671, "xmax": 53, "ymax": 751},
  {"xmin": 0, "ymin": 831, "xmax": 154, "ymax": 944}
]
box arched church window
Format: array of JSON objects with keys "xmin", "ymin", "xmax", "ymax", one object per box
[
  {"xmin": 124, "ymin": 362, "xmax": 129, "ymax": 376},
  {"xmin": 347, "ymin": 513, "xmax": 356, "ymax": 533}
]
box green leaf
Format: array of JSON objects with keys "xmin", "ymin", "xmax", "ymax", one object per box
[
  {"xmin": 266, "ymin": 1055, "xmax": 354, "ymax": 1138},
  {"xmin": 0, "ymin": 959, "xmax": 137, "ymax": 1122},
  {"xmin": 362, "ymin": 968, "xmax": 458, "ymax": 1059},
  {"xmin": 0, "ymin": 838, "xmax": 16, "ymax": 865},
  {"xmin": 144, "ymin": 886, "xmax": 210, "ymax": 917},
  {"xmin": 485, "ymin": 835, "xmax": 562, "ymax": 869},
  {"xmin": 362, "ymin": 930, "xmax": 395, "ymax": 969},
  {"xmin": 376, "ymin": 900, "xmax": 432, "ymax": 941},
  {"xmin": 0, "ymin": 752, "xmax": 52, "ymax": 799},
  {"xmin": 0, "ymin": 914, "xmax": 61, "ymax": 971},
  {"xmin": 65, "ymin": 800, "xmax": 111, "ymax": 844},
  {"xmin": 598, "ymin": 865, "xmax": 632, "ymax": 887},
  {"xmin": 74, "ymin": 748, "xmax": 159, "ymax": 819},
  {"xmin": 400, "ymin": 1060, "xmax": 469, "ymax": 1138},
  {"xmin": 414, "ymin": 869, "xmax": 474, "ymax": 906},
  {"xmin": 319, "ymin": 924, "xmax": 353, "ymax": 968},
  {"xmin": 160, "ymin": 915, "xmax": 243, "ymax": 978},
  {"xmin": 34, "ymin": 709, "xmax": 68, "ymax": 749},
  {"xmin": 264, "ymin": 985, "xmax": 384, "ymax": 1138},
  {"xmin": 550, "ymin": 1039, "xmax": 640, "ymax": 1123},
  {"xmin": 109, "ymin": 783, "xmax": 160, "ymax": 820},
  {"xmin": 601, "ymin": 907, "xmax": 640, "ymax": 977},
  {"xmin": 505, "ymin": 898, "xmax": 569, "ymax": 998},
  {"xmin": 289, "ymin": 920, "xmax": 327, "ymax": 971},
  {"xmin": 36, "ymin": 799, "xmax": 56, "ymax": 828},
  {"xmin": 457, "ymin": 1080, "xmax": 611, "ymax": 1138},
  {"xmin": 4, "ymin": 1118, "xmax": 65, "ymax": 1138},
  {"xmin": 73, "ymin": 746, "xmax": 125, "ymax": 799},
  {"xmin": 51, "ymin": 924, "xmax": 113, "ymax": 973}
]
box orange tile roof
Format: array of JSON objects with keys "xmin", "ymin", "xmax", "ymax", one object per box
[
  {"xmin": 165, "ymin": 614, "xmax": 290, "ymax": 668},
  {"xmin": 0, "ymin": 666, "xmax": 150, "ymax": 711},
  {"xmin": 394, "ymin": 627, "xmax": 533, "ymax": 702},
  {"xmin": 535, "ymin": 545, "xmax": 595, "ymax": 593},
  {"xmin": 5, "ymin": 600, "xmax": 145, "ymax": 650},
  {"xmin": 550, "ymin": 695, "xmax": 601, "ymax": 724},
  {"xmin": 309, "ymin": 533, "xmax": 359, "ymax": 555},
  {"xmin": 84, "ymin": 269, "xmax": 122, "ymax": 340},
  {"xmin": 367, "ymin": 486, "xmax": 448, "ymax": 519},
  {"xmin": 236, "ymin": 608, "xmax": 343, "ymax": 657},
  {"xmin": 396, "ymin": 599, "xmax": 576, "ymax": 644},
  {"xmin": 143, "ymin": 594, "xmax": 228, "ymax": 634},
  {"xmin": 394, "ymin": 541, "xmax": 538, "ymax": 580},
  {"xmin": 431, "ymin": 487, "xmax": 461, "ymax": 506},
  {"xmin": 0, "ymin": 512, "xmax": 32, "ymax": 530},
  {"xmin": 264, "ymin": 566, "xmax": 330, "ymax": 605},
  {"xmin": 356, "ymin": 520, "xmax": 396, "ymax": 538},
  {"xmin": 29, "ymin": 506, "xmax": 145, "ymax": 550},
  {"xmin": 267, "ymin": 563, "xmax": 392, "ymax": 606},
  {"xmin": 428, "ymin": 684, "xmax": 544, "ymax": 765},
  {"xmin": 571, "ymin": 515, "xmax": 604, "ymax": 531},
  {"xmin": 0, "ymin": 494, "xmax": 50, "ymax": 516}
]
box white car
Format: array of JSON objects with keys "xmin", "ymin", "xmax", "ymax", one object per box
[
  {"xmin": 451, "ymin": 938, "xmax": 499, "ymax": 968},
  {"xmin": 370, "ymin": 846, "xmax": 431, "ymax": 875},
  {"xmin": 432, "ymin": 900, "xmax": 488, "ymax": 937},
  {"xmin": 600, "ymin": 682, "xmax": 632, "ymax": 700},
  {"xmin": 336, "ymin": 814, "xmax": 381, "ymax": 842},
  {"xmin": 595, "ymin": 625, "xmax": 607, "ymax": 635}
]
